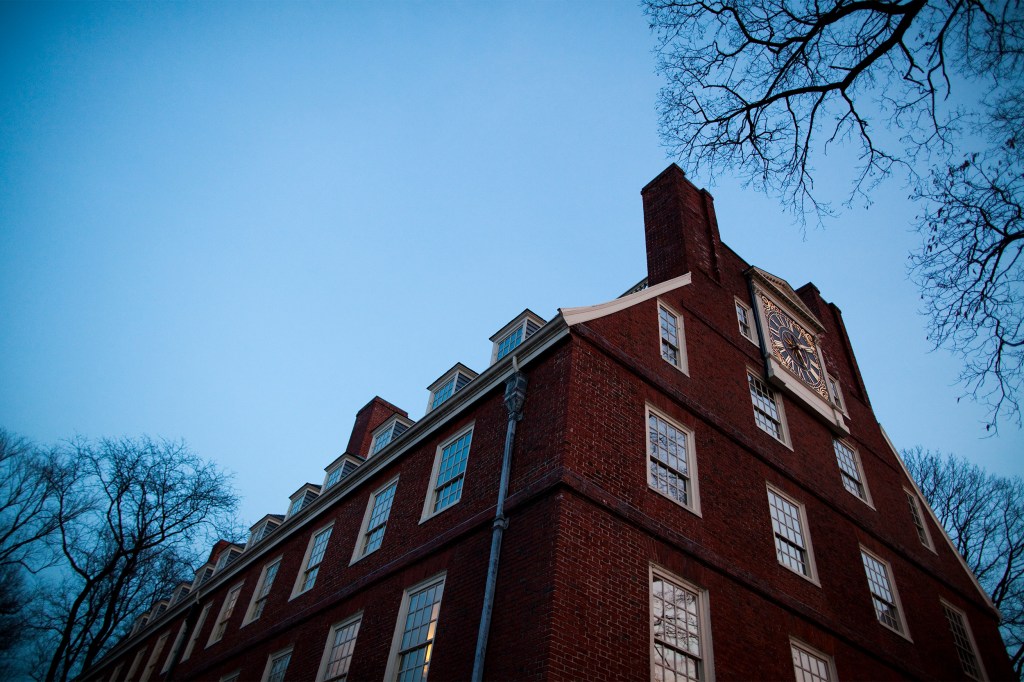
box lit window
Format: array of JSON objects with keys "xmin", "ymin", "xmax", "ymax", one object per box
[
  {"xmin": 767, "ymin": 486, "xmax": 817, "ymax": 581},
  {"xmin": 646, "ymin": 407, "xmax": 700, "ymax": 513},
  {"xmin": 386, "ymin": 574, "xmax": 446, "ymax": 682},
  {"xmin": 208, "ymin": 583, "xmax": 244, "ymax": 645},
  {"xmin": 790, "ymin": 640, "xmax": 835, "ymax": 682},
  {"xmin": 942, "ymin": 601, "xmax": 985, "ymax": 680},
  {"xmin": 294, "ymin": 526, "xmax": 333, "ymax": 594},
  {"xmin": 658, "ymin": 302, "xmax": 688, "ymax": 373},
  {"xmin": 245, "ymin": 558, "xmax": 281, "ymax": 624},
  {"xmin": 736, "ymin": 298, "xmax": 756, "ymax": 343},
  {"xmin": 262, "ymin": 648, "xmax": 293, "ymax": 682},
  {"xmin": 424, "ymin": 427, "xmax": 473, "ymax": 518},
  {"xmin": 353, "ymin": 478, "xmax": 398, "ymax": 561},
  {"xmin": 317, "ymin": 613, "xmax": 362, "ymax": 682},
  {"xmin": 905, "ymin": 489, "xmax": 934, "ymax": 550},
  {"xmin": 748, "ymin": 372, "xmax": 786, "ymax": 442},
  {"xmin": 651, "ymin": 567, "xmax": 711, "ymax": 682},
  {"xmin": 861, "ymin": 548, "xmax": 908, "ymax": 635},
  {"xmin": 833, "ymin": 440, "xmax": 869, "ymax": 503},
  {"xmin": 140, "ymin": 631, "xmax": 168, "ymax": 682},
  {"xmin": 181, "ymin": 603, "xmax": 211, "ymax": 661}
]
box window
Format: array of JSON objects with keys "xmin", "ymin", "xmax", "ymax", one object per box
[
  {"xmin": 905, "ymin": 489, "xmax": 935, "ymax": 550},
  {"xmin": 182, "ymin": 603, "xmax": 211, "ymax": 661},
  {"xmin": 248, "ymin": 517, "xmax": 282, "ymax": 547},
  {"xmin": 426, "ymin": 365, "xmax": 477, "ymax": 412},
  {"xmin": 650, "ymin": 566, "xmax": 712, "ymax": 682},
  {"xmin": 126, "ymin": 648, "xmax": 147, "ymax": 682},
  {"xmin": 162, "ymin": 621, "xmax": 188, "ymax": 673},
  {"xmin": 214, "ymin": 546, "xmax": 242, "ymax": 572},
  {"xmin": 262, "ymin": 648, "xmax": 293, "ymax": 682},
  {"xmin": 827, "ymin": 377, "xmax": 845, "ymax": 412},
  {"xmin": 371, "ymin": 416, "xmax": 412, "ymax": 456},
  {"xmin": 833, "ymin": 440, "xmax": 870, "ymax": 504},
  {"xmin": 208, "ymin": 582, "xmax": 243, "ymax": 645},
  {"xmin": 192, "ymin": 564, "xmax": 215, "ymax": 589},
  {"xmin": 942, "ymin": 601, "xmax": 985, "ymax": 680},
  {"xmin": 287, "ymin": 486, "xmax": 320, "ymax": 518},
  {"xmin": 423, "ymin": 427, "xmax": 473, "ymax": 519},
  {"xmin": 353, "ymin": 478, "xmax": 399, "ymax": 562},
  {"xmin": 244, "ymin": 558, "xmax": 281, "ymax": 624},
  {"xmin": 860, "ymin": 548, "xmax": 908, "ymax": 636},
  {"xmin": 140, "ymin": 631, "xmax": 168, "ymax": 682},
  {"xmin": 220, "ymin": 673, "xmax": 241, "ymax": 682},
  {"xmin": 324, "ymin": 456, "xmax": 360, "ymax": 490},
  {"xmin": 767, "ymin": 486, "xmax": 817, "ymax": 582},
  {"xmin": 748, "ymin": 372, "xmax": 787, "ymax": 443},
  {"xmin": 658, "ymin": 302, "xmax": 688, "ymax": 373},
  {"xmin": 736, "ymin": 298, "xmax": 756, "ymax": 343},
  {"xmin": 790, "ymin": 639, "xmax": 835, "ymax": 682},
  {"xmin": 294, "ymin": 525, "xmax": 333, "ymax": 596},
  {"xmin": 317, "ymin": 613, "xmax": 362, "ymax": 682},
  {"xmin": 385, "ymin": 574, "xmax": 446, "ymax": 682},
  {"xmin": 489, "ymin": 310, "xmax": 545, "ymax": 365},
  {"xmin": 646, "ymin": 407, "xmax": 700, "ymax": 514}
]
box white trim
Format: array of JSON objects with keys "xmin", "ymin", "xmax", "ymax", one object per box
[
  {"xmin": 645, "ymin": 405, "xmax": 701, "ymax": 516},
  {"xmin": 903, "ymin": 487, "xmax": 936, "ymax": 553},
  {"xmin": 490, "ymin": 309, "xmax": 546, "ymax": 365},
  {"xmin": 940, "ymin": 598, "xmax": 988, "ymax": 681},
  {"xmin": 648, "ymin": 563, "xmax": 715, "ymax": 682},
  {"xmin": 161, "ymin": 621, "xmax": 188, "ymax": 674},
  {"xmin": 383, "ymin": 572, "xmax": 447, "ymax": 682},
  {"xmin": 561, "ymin": 273, "xmax": 693, "ymax": 326},
  {"xmin": 350, "ymin": 476, "xmax": 400, "ymax": 565},
  {"xmin": 734, "ymin": 297, "xmax": 758, "ymax": 345},
  {"xmin": 860, "ymin": 545, "xmax": 912, "ymax": 640},
  {"xmin": 206, "ymin": 581, "xmax": 244, "ymax": 647},
  {"xmin": 747, "ymin": 369, "xmax": 793, "ymax": 449},
  {"xmin": 789, "ymin": 637, "xmax": 837, "ymax": 682},
  {"xmin": 420, "ymin": 423, "xmax": 475, "ymax": 522},
  {"xmin": 290, "ymin": 522, "xmax": 335, "ymax": 599},
  {"xmin": 765, "ymin": 483, "xmax": 820, "ymax": 586},
  {"xmin": 125, "ymin": 648, "xmax": 147, "ymax": 681},
  {"xmin": 833, "ymin": 439, "xmax": 873, "ymax": 508},
  {"xmin": 261, "ymin": 646, "xmax": 294, "ymax": 682},
  {"xmin": 181, "ymin": 602, "xmax": 211, "ymax": 661},
  {"xmin": 139, "ymin": 630, "xmax": 168, "ymax": 682},
  {"xmin": 315, "ymin": 611, "xmax": 364, "ymax": 682},
  {"xmin": 657, "ymin": 299, "xmax": 689, "ymax": 375},
  {"xmin": 242, "ymin": 556, "xmax": 283, "ymax": 626}
]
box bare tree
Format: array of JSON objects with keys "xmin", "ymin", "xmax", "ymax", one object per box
[
  {"xmin": 646, "ymin": 0, "xmax": 1024, "ymax": 429},
  {"xmin": 0, "ymin": 430, "xmax": 60, "ymax": 571},
  {"xmin": 35, "ymin": 437, "xmax": 239, "ymax": 682},
  {"xmin": 903, "ymin": 448, "xmax": 1024, "ymax": 676}
]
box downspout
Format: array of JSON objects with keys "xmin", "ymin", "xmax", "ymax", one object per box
[
  {"xmin": 163, "ymin": 598, "xmax": 202, "ymax": 682},
  {"xmin": 471, "ymin": 359, "xmax": 528, "ymax": 682}
]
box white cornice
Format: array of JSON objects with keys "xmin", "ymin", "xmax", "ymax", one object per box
[{"xmin": 560, "ymin": 273, "xmax": 692, "ymax": 326}]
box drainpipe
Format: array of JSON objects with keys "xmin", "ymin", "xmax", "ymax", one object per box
[
  {"xmin": 163, "ymin": 598, "xmax": 202, "ymax": 682},
  {"xmin": 471, "ymin": 360, "xmax": 528, "ymax": 682}
]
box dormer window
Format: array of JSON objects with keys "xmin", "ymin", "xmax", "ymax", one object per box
[
  {"xmin": 154, "ymin": 599, "xmax": 169, "ymax": 616},
  {"xmin": 370, "ymin": 415, "xmax": 415, "ymax": 455},
  {"xmin": 323, "ymin": 454, "xmax": 362, "ymax": 490},
  {"xmin": 214, "ymin": 545, "xmax": 244, "ymax": 572},
  {"xmin": 170, "ymin": 582, "xmax": 192, "ymax": 605},
  {"xmin": 247, "ymin": 515, "xmax": 283, "ymax": 548},
  {"xmin": 489, "ymin": 310, "xmax": 545, "ymax": 365},
  {"xmin": 426, "ymin": 364, "xmax": 478, "ymax": 412},
  {"xmin": 192, "ymin": 564, "xmax": 215, "ymax": 590},
  {"xmin": 287, "ymin": 484, "xmax": 321, "ymax": 519}
]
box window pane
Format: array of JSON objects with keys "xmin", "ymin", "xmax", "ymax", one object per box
[
  {"xmin": 363, "ymin": 482, "xmax": 398, "ymax": 554},
  {"xmin": 648, "ymin": 413, "xmax": 690, "ymax": 505},
  {"xmin": 325, "ymin": 618, "xmax": 361, "ymax": 681},
  {"xmin": 433, "ymin": 431, "xmax": 472, "ymax": 512},
  {"xmin": 651, "ymin": 575, "xmax": 703, "ymax": 682},
  {"xmin": 767, "ymin": 491, "xmax": 809, "ymax": 576},
  {"xmin": 396, "ymin": 580, "xmax": 445, "ymax": 682}
]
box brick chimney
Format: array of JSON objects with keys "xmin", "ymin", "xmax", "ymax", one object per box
[
  {"xmin": 345, "ymin": 397, "xmax": 409, "ymax": 458},
  {"xmin": 641, "ymin": 164, "xmax": 722, "ymax": 285}
]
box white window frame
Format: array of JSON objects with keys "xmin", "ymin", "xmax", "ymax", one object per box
[
  {"xmin": 735, "ymin": 297, "xmax": 758, "ymax": 345},
  {"xmin": 370, "ymin": 415, "xmax": 414, "ymax": 457},
  {"xmin": 207, "ymin": 581, "xmax": 244, "ymax": 646},
  {"xmin": 657, "ymin": 300, "xmax": 689, "ymax": 374},
  {"xmin": 789, "ymin": 638, "xmax": 836, "ymax": 682},
  {"xmin": 747, "ymin": 370, "xmax": 791, "ymax": 447},
  {"xmin": 162, "ymin": 620, "xmax": 188, "ymax": 673},
  {"xmin": 109, "ymin": 662, "xmax": 124, "ymax": 682},
  {"xmin": 827, "ymin": 376, "xmax": 847, "ymax": 414},
  {"xmin": 649, "ymin": 564, "xmax": 714, "ymax": 682},
  {"xmin": 904, "ymin": 488, "xmax": 936, "ymax": 552},
  {"xmin": 489, "ymin": 310, "xmax": 545, "ymax": 365},
  {"xmin": 860, "ymin": 546, "xmax": 911, "ymax": 639},
  {"xmin": 351, "ymin": 476, "xmax": 400, "ymax": 564},
  {"xmin": 765, "ymin": 484, "xmax": 819, "ymax": 585},
  {"xmin": 291, "ymin": 522, "xmax": 334, "ymax": 598},
  {"xmin": 139, "ymin": 630, "xmax": 169, "ymax": 682},
  {"xmin": 315, "ymin": 611, "xmax": 364, "ymax": 682},
  {"xmin": 126, "ymin": 648, "xmax": 147, "ymax": 682},
  {"xmin": 261, "ymin": 646, "xmax": 294, "ymax": 682},
  {"xmin": 243, "ymin": 556, "xmax": 282, "ymax": 626},
  {"xmin": 421, "ymin": 424, "xmax": 475, "ymax": 522},
  {"xmin": 833, "ymin": 440, "xmax": 872, "ymax": 507},
  {"xmin": 645, "ymin": 405, "xmax": 701, "ymax": 516},
  {"xmin": 181, "ymin": 602, "xmax": 212, "ymax": 661},
  {"xmin": 940, "ymin": 599, "xmax": 987, "ymax": 681},
  {"xmin": 383, "ymin": 572, "xmax": 447, "ymax": 682}
]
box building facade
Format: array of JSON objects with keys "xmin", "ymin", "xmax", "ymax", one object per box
[{"xmin": 85, "ymin": 165, "xmax": 1013, "ymax": 681}]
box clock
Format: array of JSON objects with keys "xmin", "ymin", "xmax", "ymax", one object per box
[{"xmin": 761, "ymin": 296, "xmax": 829, "ymax": 400}]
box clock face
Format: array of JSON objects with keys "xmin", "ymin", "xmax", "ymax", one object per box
[{"xmin": 762, "ymin": 296, "xmax": 829, "ymax": 399}]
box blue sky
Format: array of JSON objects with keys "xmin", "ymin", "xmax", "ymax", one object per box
[{"xmin": 1, "ymin": 1, "xmax": 1019, "ymax": 529}]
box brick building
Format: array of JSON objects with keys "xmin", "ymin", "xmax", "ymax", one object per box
[{"xmin": 84, "ymin": 165, "xmax": 1013, "ymax": 681}]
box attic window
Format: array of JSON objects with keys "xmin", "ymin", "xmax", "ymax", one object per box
[
  {"xmin": 170, "ymin": 583, "xmax": 192, "ymax": 604},
  {"xmin": 192, "ymin": 564, "xmax": 215, "ymax": 589},
  {"xmin": 371, "ymin": 416, "xmax": 413, "ymax": 455},
  {"xmin": 248, "ymin": 517, "xmax": 282, "ymax": 547},
  {"xmin": 324, "ymin": 457, "xmax": 359, "ymax": 489},
  {"xmin": 215, "ymin": 546, "xmax": 243, "ymax": 572},
  {"xmin": 427, "ymin": 364, "xmax": 478, "ymax": 412},
  {"xmin": 490, "ymin": 310, "xmax": 546, "ymax": 365},
  {"xmin": 287, "ymin": 485, "xmax": 321, "ymax": 518}
]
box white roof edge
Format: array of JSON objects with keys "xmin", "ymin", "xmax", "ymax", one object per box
[
  {"xmin": 560, "ymin": 273, "xmax": 692, "ymax": 327},
  {"xmin": 879, "ymin": 423, "xmax": 1000, "ymax": 616}
]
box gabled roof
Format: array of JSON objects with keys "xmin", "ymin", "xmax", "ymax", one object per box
[
  {"xmin": 747, "ymin": 266, "xmax": 824, "ymax": 332},
  {"xmin": 560, "ymin": 272, "xmax": 692, "ymax": 326}
]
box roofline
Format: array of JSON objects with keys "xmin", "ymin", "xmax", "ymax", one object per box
[{"xmin": 560, "ymin": 272, "xmax": 692, "ymax": 326}]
